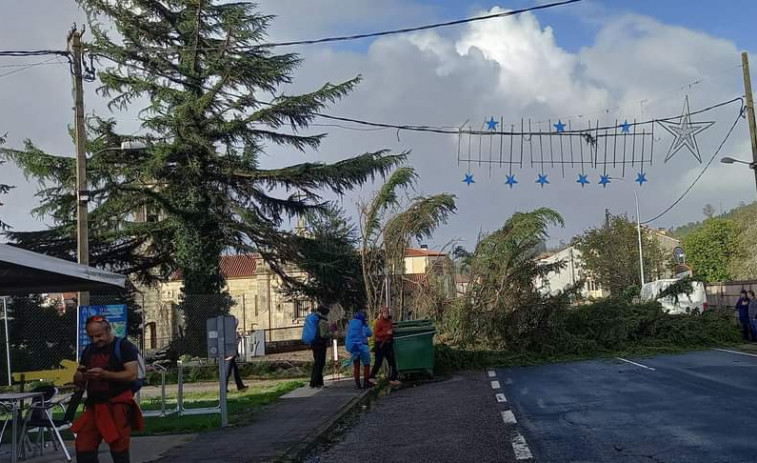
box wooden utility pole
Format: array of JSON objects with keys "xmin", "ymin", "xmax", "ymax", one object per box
[
  {"xmin": 742, "ymin": 52, "xmax": 757, "ymax": 199},
  {"xmin": 69, "ymin": 29, "xmax": 89, "ymax": 306}
]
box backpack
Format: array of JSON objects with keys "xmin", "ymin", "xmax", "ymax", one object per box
[
  {"xmin": 114, "ymin": 337, "xmax": 147, "ymax": 393},
  {"xmin": 301, "ymin": 312, "xmax": 321, "ymax": 345}
]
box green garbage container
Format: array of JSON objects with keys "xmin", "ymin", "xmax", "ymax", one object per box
[{"xmin": 393, "ymin": 320, "xmax": 435, "ymax": 377}]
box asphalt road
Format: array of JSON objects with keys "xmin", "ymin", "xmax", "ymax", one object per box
[
  {"xmin": 310, "ymin": 372, "xmax": 519, "ymax": 463},
  {"xmin": 499, "ymin": 349, "xmax": 757, "ymax": 463}
]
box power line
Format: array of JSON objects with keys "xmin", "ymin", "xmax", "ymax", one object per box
[
  {"xmin": 0, "ymin": 57, "xmax": 67, "ymax": 79},
  {"xmin": 641, "ymin": 100, "xmax": 745, "ymax": 225},
  {"xmin": 264, "ymin": 0, "xmax": 582, "ymax": 48},
  {"xmin": 0, "ymin": 50, "xmax": 68, "ymax": 58}
]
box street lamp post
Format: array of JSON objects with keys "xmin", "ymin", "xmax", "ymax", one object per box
[
  {"xmin": 720, "ymin": 156, "xmax": 757, "ymax": 202},
  {"xmin": 610, "ymin": 177, "xmax": 645, "ymax": 287}
]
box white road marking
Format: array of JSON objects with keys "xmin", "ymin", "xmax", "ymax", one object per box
[
  {"xmin": 616, "ymin": 357, "xmax": 656, "ymax": 371},
  {"xmin": 491, "ymin": 380, "xmax": 501, "ymax": 389},
  {"xmin": 501, "ymin": 410, "xmax": 517, "ymax": 424},
  {"xmin": 488, "ymin": 370, "xmax": 496, "ymax": 377},
  {"xmin": 496, "ymin": 393, "xmax": 507, "ymax": 403},
  {"xmin": 714, "ymin": 348, "xmax": 757, "ymax": 358},
  {"xmin": 512, "ymin": 432, "xmax": 534, "ymax": 460}
]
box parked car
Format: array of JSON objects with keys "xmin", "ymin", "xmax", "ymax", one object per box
[{"xmin": 640, "ymin": 279, "xmax": 708, "ymax": 314}]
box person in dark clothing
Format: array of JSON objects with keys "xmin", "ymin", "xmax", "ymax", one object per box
[
  {"xmin": 749, "ymin": 291, "xmax": 757, "ymax": 342},
  {"xmin": 369, "ymin": 307, "xmax": 400, "ymax": 386},
  {"xmin": 310, "ymin": 306, "xmax": 332, "ymax": 389},
  {"xmin": 225, "ymin": 318, "xmax": 248, "ymax": 392},
  {"xmin": 736, "ymin": 290, "xmax": 752, "ymax": 342},
  {"xmin": 73, "ymin": 316, "xmax": 143, "ymax": 463}
]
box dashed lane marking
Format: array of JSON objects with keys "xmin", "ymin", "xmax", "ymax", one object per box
[
  {"xmin": 512, "ymin": 432, "xmax": 534, "ymax": 460},
  {"xmin": 491, "ymin": 380, "xmax": 501, "ymax": 389},
  {"xmin": 501, "ymin": 410, "xmax": 517, "ymax": 424},
  {"xmin": 488, "ymin": 370, "xmax": 496, "ymax": 377},
  {"xmin": 496, "ymin": 393, "xmax": 507, "ymax": 403}
]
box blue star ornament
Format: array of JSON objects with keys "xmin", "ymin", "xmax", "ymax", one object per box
[
  {"xmin": 635, "ymin": 172, "xmax": 648, "ymax": 186},
  {"xmin": 599, "ymin": 174, "xmax": 611, "ymax": 188},
  {"xmin": 505, "ymin": 174, "xmax": 518, "ymax": 189},
  {"xmin": 486, "ymin": 117, "xmax": 499, "ymax": 131},
  {"xmin": 554, "ymin": 120, "xmax": 566, "ymax": 133},
  {"xmin": 462, "ymin": 173, "xmax": 475, "ymax": 186},
  {"xmin": 536, "ymin": 173, "xmax": 550, "ymax": 187},
  {"xmin": 576, "ymin": 173, "xmax": 590, "ymax": 187},
  {"xmin": 619, "ymin": 121, "xmax": 631, "ymax": 133}
]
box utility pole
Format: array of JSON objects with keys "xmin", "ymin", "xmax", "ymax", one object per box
[
  {"xmin": 69, "ymin": 28, "xmax": 90, "ymax": 307},
  {"xmin": 742, "ymin": 52, "xmax": 757, "ymax": 199}
]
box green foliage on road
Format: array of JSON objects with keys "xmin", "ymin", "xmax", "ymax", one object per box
[
  {"xmin": 435, "ymin": 301, "xmax": 741, "ymax": 374},
  {"xmin": 682, "ymin": 219, "xmax": 739, "ymax": 282},
  {"xmin": 439, "ymin": 208, "xmax": 568, "ymax": 349}
]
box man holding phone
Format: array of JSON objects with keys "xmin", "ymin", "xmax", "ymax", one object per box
[{"xmin": 72, "ymin": 316, "xmax": 144, "ymax": 463}]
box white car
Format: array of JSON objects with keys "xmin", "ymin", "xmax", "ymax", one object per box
[{"xmin": 640, "ymin": 279, "xmax": 708, "ymax": 314}]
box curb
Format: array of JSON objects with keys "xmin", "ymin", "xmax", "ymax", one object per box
[{"xmin": 274, "ymin": 383, "xmax": 392, "ymax": 462}]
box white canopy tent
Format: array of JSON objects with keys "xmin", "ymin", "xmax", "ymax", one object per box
[{"xmin": 0, "ymin": 243, "xmax": 126, "ymax": 295}]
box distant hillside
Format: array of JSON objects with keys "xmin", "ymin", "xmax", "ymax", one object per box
[{"xmin": 670, "ymin": 201, "xmax": 757, "ymax": 280}]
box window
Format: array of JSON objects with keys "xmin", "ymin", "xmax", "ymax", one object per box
[
  {"xmin": 294, "ymin": 300, "xmax": 308, "ymax": 319},
  {"xmin": 146, "ymin": 322, "xmax": 157, "ymax": 350}
]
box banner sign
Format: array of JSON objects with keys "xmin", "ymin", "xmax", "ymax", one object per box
[{"xmin": 78, "ymin": 305, "xmax": 128, "ymax": 357}]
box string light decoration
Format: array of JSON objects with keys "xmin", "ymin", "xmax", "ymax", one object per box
[{"xmin": 457, "ymin": 96, "xmax": 740, "ymax": 189}]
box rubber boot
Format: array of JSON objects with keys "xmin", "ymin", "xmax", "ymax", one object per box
[
  {"xmin": 363, "ymin": 365, "xmax": 372, "ymax": 389},
  {"xmin": 76, "ymin": 451, "xmax": 99, "ymax": 463},
  {"xmin": 111, "ymin": 450, "xmax": 130, "ymax": 463},
  {"xmin": 353, "ymin": 361, "xmax": 361, "ymax": 389}
]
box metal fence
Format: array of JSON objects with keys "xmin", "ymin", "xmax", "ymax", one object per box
[
  {"xmin": 0, "ymin": 294, "xmax": 133, "ymax": 386},
  {"xmin": 705, "ymin": 280, "xmax": 757, "ymax": 311}
]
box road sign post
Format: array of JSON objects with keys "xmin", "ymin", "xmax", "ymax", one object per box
[{"xmin": 206, "ymin": 315, "xmax": 236, "ymax": 427}]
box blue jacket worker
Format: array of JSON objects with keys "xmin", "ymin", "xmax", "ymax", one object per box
[{"xmin": 346, "ymin": 311, "xmax": 373, "ymax": 389}]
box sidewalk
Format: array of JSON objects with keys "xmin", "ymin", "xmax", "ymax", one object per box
[{"xmin": 151, "ymin": 377, "xmax": 368, "ymax": 463}]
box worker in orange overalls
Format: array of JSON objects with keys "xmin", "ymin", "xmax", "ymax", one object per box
[{"xmin": 73, "ymin": 315, "xmax": 144, "ymax": 463}]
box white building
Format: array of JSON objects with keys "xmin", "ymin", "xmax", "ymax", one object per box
[{"xmin": 535, "ymin": 246, "xmax": 608, "ymax": 299}]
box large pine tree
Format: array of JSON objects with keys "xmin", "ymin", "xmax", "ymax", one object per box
[{"xmin": 2, "ymin": 1, "xmax": 404, "ymax": 351}]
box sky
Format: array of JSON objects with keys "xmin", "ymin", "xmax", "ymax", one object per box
[{"xmin": 1, "ymin": 0, "xmax": 756, "ymax": 251}]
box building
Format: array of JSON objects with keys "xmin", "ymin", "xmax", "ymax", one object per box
[
  {"xmin": 536, "ymin": 246, "xmax": 609, "ymax": 299},
  {"xmin": 138, "ymin": 254, "xmax": 313, "ymax": 352},
  {"xmin": 138, "ymin": 245, "xmax": 455, "ymax": 352},
  {"xmin": 536, "ymin": 230, "xmax": 682, "ymax": 300}
]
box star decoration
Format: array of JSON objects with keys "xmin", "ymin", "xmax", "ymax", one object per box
[
  {"xmin": 657, "ymin": 96, "xmax": 715, "ymax": 163},
  {"xmin": 599, "ymin": 174, "xmax": 611, "ymax": 188},
  {"xmin": 462, "ymin": 173, "xmax": 475, "ymax": 186},
  {"xmin": 486, "ymin": 117, "xmax": 499, "ymax": 131},
  {"xmin": 576, "ymin": 173, "xmax": 590, "ymax": 187},
  {"xmin": 554, "ymin": 120, "xmax": 566, "ymax": 133},
  {"xmin": 505, "ymin": 174, "xmax": 518, "ymax": 189},
  {"xmin": 619, "ymin": 121, "xmax": 631, "ymax": 133},
  {"xmin": 635, "ymin": 172, "xmax": 648, "ymax": 186},
  {"xmin": 536, "ymin": 173, "xmax": 549, "ymax": 187}
]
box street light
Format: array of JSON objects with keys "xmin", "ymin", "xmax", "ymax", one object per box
[
  {"xmin": 609, "ymin": 177, "xmax": 645, "ymax": 287},
  {"xmin": 720, "ymin": 156, "xmax": 757, "ymax": 168},
  {"xmin": 720, "ymin": 156, "xmax": 757, "ymax": 200}
]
